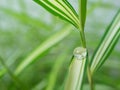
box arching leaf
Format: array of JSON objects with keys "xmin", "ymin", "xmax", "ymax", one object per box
[
  {"xmin": 33, "ymin": 0, "xmax": 80, "ymax": 28},
  {"xmin": 90, "ymin": 10, "xmax": 120, "ymax": 74}
]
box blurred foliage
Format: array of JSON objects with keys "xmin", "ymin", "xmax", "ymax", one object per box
[{"xmin": 0, "ymin": 0, "xmax": 120, "ymax": 90}]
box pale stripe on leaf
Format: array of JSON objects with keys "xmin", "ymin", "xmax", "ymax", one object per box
[
  {"xmin": 90, "ymin": 10, "xmax": 120, "ymax": 74},
  {"xmin": 65, "ymin": 47, "xmax": 87, "ymax": 90},
  {"xmin": 14, "ymin": 25, "xmax": 73, "ymax": 75},
  {"xmin": 34, "ymin": 0, "xmax": 79, "ymax": 28}
]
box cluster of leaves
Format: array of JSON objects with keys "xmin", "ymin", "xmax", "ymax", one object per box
[
  {"xmin": 34, "ymin": 0, "xmax": 120, "ymax": 90},
  {"xmin": 0, "ymin": 0, "xmax": 120, "ymax": 90}
]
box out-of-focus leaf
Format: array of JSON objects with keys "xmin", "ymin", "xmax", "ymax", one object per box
[
  {"xmin": 83, "ymin": 84, "xmax": 114, "ymax": 90},
  {"xmin": 32, "ymin": 80, "xmax": 47, "ymax": 90},
  {"xmin": 0, "ymin": 7, "xmax": 50, "ymax": 30},
  {"xmin": 46, "ymin": 53, "xmax": 66, "ymax": 90},
  {"xmin": 14, "ymin": 25, "xmax": 73, "ymax": 75}
]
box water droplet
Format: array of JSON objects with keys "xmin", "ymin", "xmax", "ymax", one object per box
[{"xmin": 73, "ymin": 47, "xmax": 87, "ymax": 60}]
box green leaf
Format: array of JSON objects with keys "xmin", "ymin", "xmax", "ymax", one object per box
[
  {"xmin": 14, "ymin": 25, "xmax": 73, "ymax": 75},
  {"xmin": 79, "ymin": 0, "xmax": 87, "ymax": 30},
  {"xmin": 65, "ymin": 47, "xmax": 87, "ymax": 90},
  {"xmin": 33, "ymin": 0, "xmax": 80, "ymax": 28},
  {"xmin": 0, "ymin": 7, "xmax": 50, "ymax": 30},
  {"xmin": 77, "ymin": 0, "xmax": 87, "ymax": 47},
  {"xmin": 32, "ymin": 80, "xmax": 47, "ymax": 90},
  {"xmin": 83, "ymin": 84, "xmax": 114, "ymax": 90},
  {"xmin": 0, "ymin": 68, "xmax": 6, "ymax": 78},
  {"xmin": 0, "ymin": 56, "xmax": 23, "ymax": 88},
  {"xmin": 90, "ymin": 10, "xmax": 120, "ymax": 74},
  {"xmin": 46, "ymin": 53, "xmax": 66, "ymax": 90}
]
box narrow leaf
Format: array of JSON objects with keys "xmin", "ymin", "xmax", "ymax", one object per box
[
  {"xmin": 90, "ymin": 10, "xmax": 120, "ymax": 74},
  {"xmin": 79, "ymin": 0, "xmax": 87, "ymax": 30},
  {"xmin": 32, "ymin": 80, "xmax": 47, "ymax": 90},
  {"xmin": 0, "ymin": 56, "xmax": 23, "ymax": 88},
  {"xmin": 65, "ymin": 47, "xmax": 87, "ymax": 90},
  {"xmin": 0, "ymin": 7, "xmax": 50, "ymax": 30},
  {"xmin": 33, "ymin": 0, "xmax": 80, "ymax": 28},
  {"xmin": 14, "ymin": 25, "xmax": 73, "ymax": 75},
  {"xmin": 46, "ymin": 53, "xmax": 66, "ymax": 90},
  {"xmin": 0, "ymin": 68, "xmax": 6, "ymax": 78},
  {"xmin": 83, "ymin": 84, "xmax": 114, "ymax": 90}
]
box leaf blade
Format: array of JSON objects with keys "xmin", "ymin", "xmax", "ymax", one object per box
[
  {"xmin": 33, "ymin": 0, "xmax": 79, "ymax": 28},
  {"xmin": 90, "ymin": 10, "xmax": 120, "ymax": 74},
  {"xmin": 14, "ymin": 25, "xmax": 73, "ymax": 75},
  {"xmin": 46, "ymin": 53, "xmax": 66, "ymax": 90},
  {"xmin": 79, "ymin": 0, "xmax": 87, "ymax": 30},
  {"xmin": 65, "ymin": 47, "xmax": 87, "ymax": 90}
]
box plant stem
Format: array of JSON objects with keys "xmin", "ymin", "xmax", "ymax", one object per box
[
  {"xmin": 79, "ymin": 0, "xmax": 94, "ymax": 89},
  {"xmin": 78, "ymin": 25, "xmax": 94, "ymax": 90},
  {"xmin": 79, "ymin": 30, "xmax": 86, "ymax": 48},
  {"xmin": 65, "ymin": 47, "xmax": 87, "ymax": 90},
  {"xmin": 87, "ymin": 62, "xmax": 94, "ymax": 90}
]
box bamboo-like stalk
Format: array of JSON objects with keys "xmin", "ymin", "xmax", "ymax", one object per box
[{"xmin": 65, "ymin": 47, "xmax": 87, "ymax": 90}]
